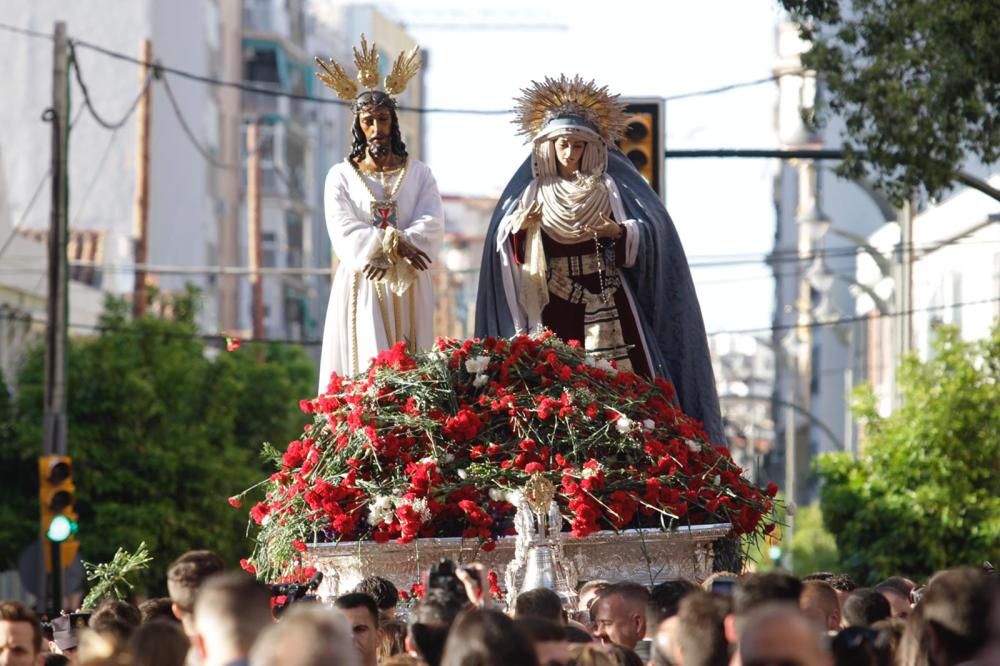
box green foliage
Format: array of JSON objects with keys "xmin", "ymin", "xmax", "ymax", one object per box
[
  {"xmin": 0, "ymin": 288, "xmax": 315, "ymax": 594},
  {"xmin": 779, "ymin": 0, "xmax": 1000, "ymax": 203},
  {"xmin": 816, "ymin": 323, "xmax": 1000, "ymax": 584},
  {"xmin": 82, "ymin": 542, "xmax": 152, "ymax": 609},
  {"xmin": 788, "ymin": 504, "xmax": 840, "ymax": 576}
]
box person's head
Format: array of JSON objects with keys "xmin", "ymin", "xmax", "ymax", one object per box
[
  {"xmin": 377, "ymin": 620, "xmax": 405, "ymax": 662},
  {"xmin": 825, "ymin": 575, "xmax": 858, "ymax": 606},
  {"xmin": 439, "ymin": 609, "xmax": 538, "ymax": 666},
  {"xmin": 334, "ymin": 592, "xmax": 380, "ymax": 666},
  {"xmin": 128, "ymin": 620, "xmax": 190, "ymax": 666},
  {"xmin": 590, "ymin": 582, "xmax": 650, "ymax": 650},
  {"xmin": 534, "ymin": 127, "xmax": 607, "ymax": 179},
  {"xmin": 42, "ymin": 656, "xmax": 67, "ymax": 666},
  {"xmin": 166, "ymin": 550, "xmax": 225, "ymax": 634},
  {"xmin": 801, "ymin": 581, "xmax": 843, "ymax": 632},
  {"xmin": 873, "ymin": 578, "xmax": 914, "ymax": 620},
  {"xmin": 674, "ymin": 591, "xmax": 730, "ymax": 666},
  {"xmin": 48, "ymin": 613, "xmax": 89, "ymax": 663},
  {"xmin": 350, "ymin": 91, "xmax": 407, "ymax": 163},
  {"xmin": 917, "ymin": 568, "xmax": 997, "ymax": 666},
  {"xmin": 729, "ymin": 572, "xmax": 803, "ymax": 643},
  {"xmin": 739, "ymin": 604, "xmax": 832, "ymax": 666},
  {"xmin": 830, "ymin": 627, "xmax": 892, "ymax": 666},
  {"xmin": 515, "ymin": 588, "xmax": 564, "ymax": 623},
  {"xmin": 647, "ymin": 579, "xmax": 698, "ymax": 631},
  {"xmin": 137, "ymin": 599, "xmax": 178, "ymax": 625},
  {"xmin": 516, "ymin": 618, "xmax": 570, "ymax": 666},
  {"xmin": 842, "ymin": 589, "xmax": 891, "ymax": 628},
  {"xmin": 406, "ymin": 589, "xmax": 466, "ymax": 666},
  {"xmin": 89, "ymin": 600, "xmax": 141, "ymax": 645},
  {"xmin": 354, "ymin": 577, "xmax": 399, "ymax": 619},
  {"xmin": 0, "ymin": 601, "xmax": 42, "ymax": 666},
  {"xmin": 191, "ymin": 572, "xmax": 272, "ymax": 666},
  {"xmin": 249, "ymin": 604, "xmax": 359, "ymax": 666},
  {"xmin": 577, "ymin": 580, "xmax": 611, "ymax": 614}
]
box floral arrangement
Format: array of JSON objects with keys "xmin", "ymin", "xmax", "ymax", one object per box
[{"xmin": 233, "ymin": 332, "xmax": 777, "ymax": 581}]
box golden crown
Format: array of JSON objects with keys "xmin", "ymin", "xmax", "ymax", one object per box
[
  {"xmin": 315, "ymin": 33, "xmax": 421, "ymax": 102},
  {"xmin": 513, "ymin": 75, "xmax": 628, "ymax": 145}
]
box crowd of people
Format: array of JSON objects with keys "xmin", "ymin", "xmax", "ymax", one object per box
[{"xmin": 1, "ymin": 550, "xmax": 997, "ymax": 666}]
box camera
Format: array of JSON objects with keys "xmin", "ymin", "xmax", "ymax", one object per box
[
  {"xmin": 427, "ymin": 559, "xmax": 478, "ymax": 603},
  {"xmin": 270, "ymin": 570, "xmax": 324, "ymax": 615}
]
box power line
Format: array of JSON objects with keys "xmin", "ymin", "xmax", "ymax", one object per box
[
  {"xmin": 68, "ymin": 41, "xmax": 153, "ymax": 131},
  {"xmin": 0, "ymin": 21, "xmax": 53, "ymax": 41},
  {"xmin": 160, "ymin": 73, "xmax": 238, "ymax": 170}
]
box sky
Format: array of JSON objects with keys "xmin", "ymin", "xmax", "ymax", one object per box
[{"xmin": 364, "ymin": 0, "xmax": 786, "ymax": 335}]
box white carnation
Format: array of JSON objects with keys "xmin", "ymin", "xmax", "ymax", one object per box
[
  {"xmin": 488, "ymin": 488, "xmax": 505, "ymax": 502},
  {"xmin": 368, "ymin": 495, "xmax": 395, "ymax": 526},
  {"xmin": 686, "ymin": 439, "xmax": 701, "ymax": 452},
  {"xmin": 408, "ymin": 497, "xmax": 432, "ymax": 522},
  {"xmin": 457, "ymin": 469, "xmax": 468, "ymax": 480},
  {"xmin": 465, "ymin": 355, "xmax": 491, "ymax": 374},
  {"xmin": 615, "ymin": 416, "xmax": 634, "ymax": 434},
  {"xmin": 473, "ymin": 373, "xmax": 489, "ymax": 388},
  {"xmin": 643, "ymin": 419, "xmax": 655, "ymax": 431}
]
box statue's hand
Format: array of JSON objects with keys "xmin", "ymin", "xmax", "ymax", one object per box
[
  {"xmin": 589, "ymin": 212, "xmax": 623, "ymax": 240},
  {"xmin": 397, "ymin": 237, "xmax": 431, "ymax": 271},
  {"xmin": 522, "ymin": 201, "xmax": 543, "ymax": 226},
  {"xmin": 363, "ymin": 263, "xmax": 388, "ymax": 281}
]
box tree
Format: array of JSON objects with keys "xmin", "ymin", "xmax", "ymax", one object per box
[
  {"xmin": 0, "ymin": 290, "xmax": 315, "ymax": 593},
  {"xmin": 779, "ymin": 0, "xmax": 1000, "ymax": 203},
  {"xmin": 816, "ymin": 323, "xmax": 1000, "ymax": 583}
]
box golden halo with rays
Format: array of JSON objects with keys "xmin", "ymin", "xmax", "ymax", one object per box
[
  {"xmin": 315, "ymin": 33, "xmax": 422, "ymax": 102},
  {"xmin": 512, "ymin": 75, "xmax": 628, "ymax": 146}
]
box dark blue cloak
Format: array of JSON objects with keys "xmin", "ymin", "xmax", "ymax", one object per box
[{"xmin": 474, "ymin": 149, "xmax": 725, "ymax": 445}]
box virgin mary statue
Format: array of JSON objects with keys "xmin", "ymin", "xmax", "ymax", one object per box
[{"xmin": 475, "ymin": 75, "xmax": 724, "ymax": 444}]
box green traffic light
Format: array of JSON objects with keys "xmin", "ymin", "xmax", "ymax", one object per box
[
  {"xmin": 768, "ymin": 545, "xmax": 782, "ymax": 560},
  {"xmin": 47, "ymin": 515, "xmax": 77, "ymax": 542}
]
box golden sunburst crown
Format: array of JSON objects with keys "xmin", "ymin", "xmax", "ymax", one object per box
[
  {"xmin": 315, "ymin": 34, "xmax": 423, "ymax": 102},
  {"xmin": 512, "ymin": 75, "xmax": 628, "ymax": 145}
]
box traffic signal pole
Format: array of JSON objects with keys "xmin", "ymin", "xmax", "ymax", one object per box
[{"xmin": 42, "ymin": 21, "xmax": 70, "ymax": 615}]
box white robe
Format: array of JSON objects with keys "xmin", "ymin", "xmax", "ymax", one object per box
[{"xmin": 318, "ymin": 158, "xmax": 444, "ymax": 393}]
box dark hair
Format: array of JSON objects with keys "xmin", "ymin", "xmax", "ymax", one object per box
[
  {"xmin": 440, "ymin": 609, "xmax": 539, "ymax": 666},
  {"xmin": 350, "ymin": 92, "xmax": 408, "ymax": 162},
  {"xmin": 166, "ymin": 550, "xmax": 226, "ymax": 613},
  {"xmin": 138, "ymin": 598, "xmax": 178, "ymax": 624},
  {"xmin": 128, "ymin": 619, "xmax": 190, "ymax": 666},
  {"xmin": 515, "ymin": 617, "xmax": 567, "ymax": 644},
  {"xmin": 842, "ymin": 589, "xmax": 892, "ymax": 628},
  {"xmin": 0, "ymin": 601, "xmax": 42, "ymax": 653},
  {"xmin": 802, "ymin": 572, "xmax": 835, "ymax": 582},
  {"xmin": 734, "ymin": 572, "xmax": 802, "ymax": 615},
  {"xmin": 647, "ymin": 579, "xmax": 698, "ymax": 625},
  {"xmin": 91, "ymin": 599, "xmax": 142, "ymax": 643},
  {"xmin": 875, "ymin": 576, "xmax": 915, "ymax": 598},
  {"xmin": 44, "ymin": 654, "xmax": 70, "ymax": 666},
  {"xmin": 514, "ymin": 587, "xmax": 564, "ymax": 622},
  {"xmin": 827, "ymin": 574, "xmax": 859, "ymax": 593},
  {"xmin": 565, "ymin": 624, "xmax": 594, "ymax": 643},
  {"xmin": 597, "ymin": 582, "xmax": 651, "ymax": 607},
  {"xmin": 334, "ymin": 592, "xmax": 380, "ymax": 628},
  {"xmin": 407, "ymin": 590, "xmax": 467, "ymax": 666},
  {"xmin": 675, "ymin": 591, "xmax": 730, "ymax": 666},
  {"xmin": 355, "ymin": 576, "xmax": 399, "ymax": 611}
]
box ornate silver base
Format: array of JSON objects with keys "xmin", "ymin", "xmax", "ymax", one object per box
[{"xmin": 306, "ymin": 523, "xmax": 731, "ymax": 601}]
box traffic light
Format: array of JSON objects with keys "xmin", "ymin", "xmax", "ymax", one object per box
[
  {"xmin": 616, "ymin": 98, "xmax": 665, "ymax": 199},
  {"xmin": 39, "ymin": 455, "xmax": 79, "ymax": 571}
]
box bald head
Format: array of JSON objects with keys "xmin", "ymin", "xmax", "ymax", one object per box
[
  {"xmin": 801, "ymin": 581, "xmax": 841, "ymax": 632},
  {"xmin": 739, "ymin": 604, "xmax": 831, "ymax": 666}
]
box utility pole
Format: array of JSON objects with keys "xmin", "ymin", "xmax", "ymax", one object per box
[
  {"xmin": 246, "ymin": 122, "xmax": 264, "ymax": 340},
  {"xmin": 41, "ymin": 20, "xmax": 70, "ymax": 614},
  {"xmin": 132, "ymin": 39, "xmax": 153, "ymax": 319},
  {"xmin": 43, "ymin": 20, "xmax": 70, "ymax": 461}
]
